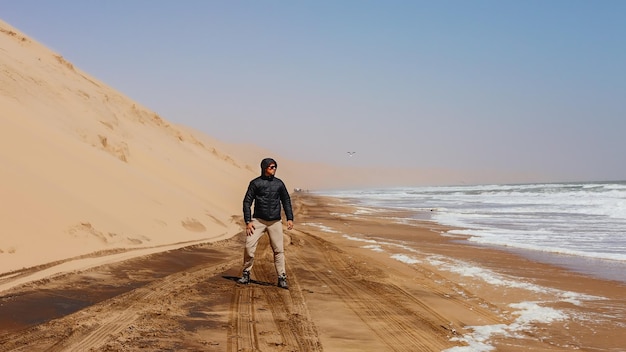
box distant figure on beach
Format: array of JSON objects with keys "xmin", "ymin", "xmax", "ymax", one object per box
[{"xmin": 238, "ymin": 157, "xmax": 294, "ymax": 289}]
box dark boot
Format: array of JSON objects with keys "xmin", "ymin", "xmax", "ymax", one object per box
[
  {"xmin": 237, "ymin": 270, "xmax": 250, "ymax": 284},
  {"xmin": 277, "ymin": 273, "xmax": 289, "ymax": 289}
]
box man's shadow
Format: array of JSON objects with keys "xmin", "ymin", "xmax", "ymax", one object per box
[{"xmin": 222, "ymin": 275, "xmax": 275, "ymax": 287}]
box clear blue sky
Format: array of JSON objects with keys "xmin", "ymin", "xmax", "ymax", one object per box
[{"xmin": 2, "ymin": 1, "xmax": 625, "ymax": 182}]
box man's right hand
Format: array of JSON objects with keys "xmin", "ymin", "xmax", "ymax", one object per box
[{"xmin": 246, "ymin": 222, "xmax": 255, "ymax": 236}]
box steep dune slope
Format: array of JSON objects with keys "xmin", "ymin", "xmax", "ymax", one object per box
[{"xmin": 0, "ymin": 20, "xmax": 254, "ymax": 273}]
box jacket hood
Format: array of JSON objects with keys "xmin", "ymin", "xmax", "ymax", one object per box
[{"xmin": 260, "ymin": 158, "xmax": 277, "ymax": 176}]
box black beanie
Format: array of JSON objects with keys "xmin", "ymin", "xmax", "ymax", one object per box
[{"xmin": 260, "ymin": 158, "xmax": 277, "ymax": 173}]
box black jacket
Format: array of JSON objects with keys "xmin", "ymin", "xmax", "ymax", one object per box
[{"xmin": 243, "ymin": 175, "xmax": 294, "ymax": 223}]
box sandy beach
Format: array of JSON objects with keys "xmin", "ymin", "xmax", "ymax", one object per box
[{"xmin": 1, "ymin": 194, "xmax": 624, "ymax": 351}]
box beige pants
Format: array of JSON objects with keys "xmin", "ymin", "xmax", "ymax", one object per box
[{"xmin": 242, "ymin": 218, "xmax": 285, "ymax": 276}]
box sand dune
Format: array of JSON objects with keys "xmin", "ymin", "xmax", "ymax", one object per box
[{"xmin": 1, "ymin": 20, "xmax": 254, "ymax": 274}]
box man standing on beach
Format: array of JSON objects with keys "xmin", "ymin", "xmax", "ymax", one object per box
[{"xmin": 238, "ymin": 158, "xmax": 294, "ymax": 289}]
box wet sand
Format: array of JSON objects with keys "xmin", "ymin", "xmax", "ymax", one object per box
[{"xmin": 0, "ymin": 194, "xmax": 624, "ymax": 351}]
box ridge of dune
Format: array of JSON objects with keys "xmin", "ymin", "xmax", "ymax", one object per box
[{"xmin": 0, "ymin": 20, "xmax": 257, "ymax": 275}]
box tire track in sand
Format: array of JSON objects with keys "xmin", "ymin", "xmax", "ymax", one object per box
[
  {"xmin": 228, "ymin": 285, "xmax": 258, "ymax": 352},
  {"xmin": 60, "ymin": 257, "xmax": 240, "ymax": 352},
  {"xmin": 227, "ymin": 235, "xmax": 322, "ymax": 352},
  {"xmin": 0, "ymin": 257, "xmax": 240, "ymax": 352},
  {"xmin": 289, "ymin": 228, "xmax": 458, "ymax": 351}
]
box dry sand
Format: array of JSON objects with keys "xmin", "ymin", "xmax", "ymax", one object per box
[
  {"xmin": 1, "ymin": 19, "xmax": 253, "ymax": 275},
  {"xmin": 1, "ymin": 194, "xmax": 624, "ymax": 351}
]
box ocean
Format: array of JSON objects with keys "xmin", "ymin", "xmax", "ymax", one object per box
[
  {"xmin": 312, "ymin": 181, "xmax": 625, "ymax": 351},
  {"xmin": 316, "ymin": 181, "xmax": 626, "ymax": 284}
]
